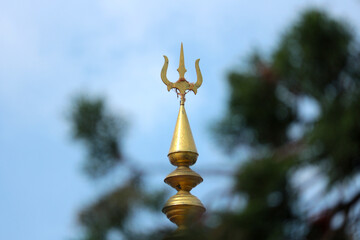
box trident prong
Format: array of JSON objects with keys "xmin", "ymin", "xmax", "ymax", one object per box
[
  {"xmin": 161, "ymin": 43, "xmax": 203, "ymax": 103},
  {"xmin": 177, "ymin": 43, "xmax": 187, "ymax": 79}
]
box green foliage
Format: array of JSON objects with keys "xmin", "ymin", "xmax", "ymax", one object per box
[
  {"xmin": 78, "ymin": 177, "xmax": 168, "ymax": 240},
  {"xmin": 235, "ymin": 156, "xmax": 294, "ymax": 201},
  {"xmin": 68, "ymin": 95, "xmax": 169, "ymax": 240},
  {"xmin": 308, "ymin": 92, "xmax": 360, "ymax": 183},
  {"xmin": 273, "ymin": 10, "xmax": 352, "ymax": 99},
  {"xmin": 213, "ymin": 9, "xmax": 360, "ymax": 240},
  {"xmin": 216, "ymin": 70, "xmax": 295, "ymax": 149},
  {"xmin": 213, "ymin": 157, "xmax": 299, "ymax": 240},
  {"xmin": 69, "ymin": 95, "xmax": 125, "ymax": 178},
  {"xmin": 79, "ymin": 183, "xmax": 139, "ymax": 240}
]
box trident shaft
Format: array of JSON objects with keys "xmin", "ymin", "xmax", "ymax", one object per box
[{"xmin": 161, "ymin": 43, "xmax": 203, "ymax": 104}]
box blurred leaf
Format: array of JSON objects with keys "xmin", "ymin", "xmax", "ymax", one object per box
[
  {"xmin": 69, "ymin": 95, "xmax": 126, "ymax": 178},
  {"xmin": 308, "ymin": 92, "xmax": 360, "ymax": 184},
  {"xmin": 79, "ymin": 181, "xmax": 140, "ymax": 240},
  {"xmin": 214, "ymin": 67, "xmax": 295, "ymax": 150},
  {"xmin": 273, "ymin": 10, "xmax": 352, "ymax": 99}
]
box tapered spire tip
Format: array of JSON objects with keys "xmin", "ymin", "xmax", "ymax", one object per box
[{"xmin": 177, "ymin": 43, "xmax": 187, "ymax": 79}]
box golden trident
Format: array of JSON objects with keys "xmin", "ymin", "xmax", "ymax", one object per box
[
  {"xmin": 161, "ymin": 43, "xmax": 203, "ymax": 103},
  {"xmin": 160, "ymin": 44, "xmax": 205, "ymax": 232}
]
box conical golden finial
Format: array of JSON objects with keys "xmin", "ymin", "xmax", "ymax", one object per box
[
  {"xmin": 160, "ymin": 44, "xmax": 205, "ymax": 232},
  {"xmin": 168, "ymin": 103, "xmax": 197, "ymax": 156},
  {"xmin": 177, "ymin": 43, "xmax": 187, "ymax": 79}
]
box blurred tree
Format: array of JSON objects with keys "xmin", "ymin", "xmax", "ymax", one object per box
[
  {"xmin": 209, "ymin": 9, "xmax": 360, "ymax": 240},
  {"xmin": 69, "ymin": 96, "xmax": 168, "ymax": 240},
  {"xmin": 70, "ymin": 96, "xmax": 125, "ymax": 178},
  {"xmin": 68, "ymin": 9, "xmax": 360, "ymax": 240}
]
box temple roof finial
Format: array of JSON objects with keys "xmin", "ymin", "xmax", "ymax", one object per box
[
  {"xmin": 160, "ymin": 44, "xmax": 205, "ymax": 232},
  {"xmin": 160, "ymin": 43, "xmax": 203, "ymax": 104}
]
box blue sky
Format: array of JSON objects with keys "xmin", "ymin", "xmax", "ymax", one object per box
[{"xmin": 1, "ymin": 0, "xmax": 360, "ymax": 239}]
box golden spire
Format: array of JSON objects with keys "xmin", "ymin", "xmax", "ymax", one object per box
[
  {"xmin": 168, "ymin": 103, "xmax": 197, "ymax": 155},
  {"xmin": 160, "ymin": 44, "xmax": 205, "ymax": 232}
]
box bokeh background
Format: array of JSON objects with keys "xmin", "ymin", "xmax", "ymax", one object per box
[{"xmin": 1, "ymin": 0, "xmax": 360, "ymax": 239}]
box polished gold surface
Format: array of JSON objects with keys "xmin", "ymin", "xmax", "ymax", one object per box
[
  {"xmin": 168, "ymin": 104, "xmax": 198, "ymax": 155},
  {"xmin": 168, "ymin": 151, "xmax": 198, "ymax": 166},
  {"xmin": 165, "ymin": 166, "xmax": 203, "ymax": 191},
  {"xmin": 177, "ymin": 43, "xmax": 187, "ymax": 79},
  {"xmin": 162, "ymin": 204, "xmax": 205, "ymax": 228},
  {"xmin": 164, "ymin": 190, "xmax": 205, "ymax": 208},
  {"xmin": 163, "ymin": 190, "xmax": 205, "ymax": 228},
  {"xmin": 161, "ymin": 43, "xmax": 203, "ymax": 103},
  {"xmin": 161, "ymin": 44, "xmax": 205, "ymax": 231}
]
